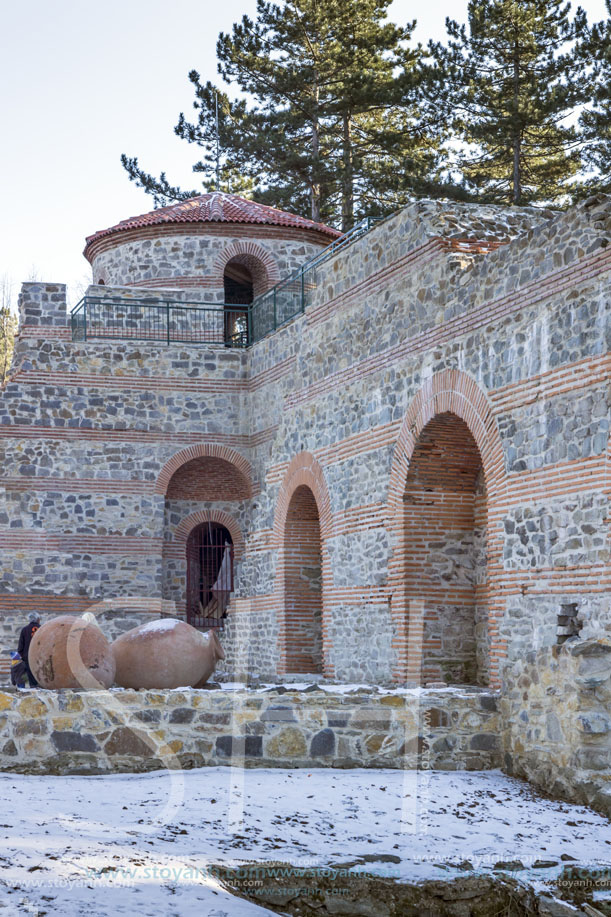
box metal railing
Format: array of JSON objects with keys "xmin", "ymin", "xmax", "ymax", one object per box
[
  {"xmin": 70, "ymin": 216, "xmax": 384, "ymax": 347},
  {"xmin": 71, "ymin": 296, "xmax": 250, "ymax": 347},
  {"xmin": 249, "ymin": 216, "xmax": 383, "ymax": 341}
]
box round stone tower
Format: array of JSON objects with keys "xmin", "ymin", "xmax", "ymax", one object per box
[{"xmin": 83, "ymin": 192, "xmax": 340, "ymax": 301}]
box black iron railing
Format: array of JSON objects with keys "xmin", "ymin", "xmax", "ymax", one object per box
[
  {"xmin": 71, "ymin": 296, "xmax": 250, "ymax": 347},
  {"xmin": 71, "ymin": 216, "xmax": 384, "ymax": 346}
]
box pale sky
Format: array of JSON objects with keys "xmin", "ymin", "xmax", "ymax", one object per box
[{"xmin": 1, "ymin": 0, "xmax": 608, "ymax": 306}]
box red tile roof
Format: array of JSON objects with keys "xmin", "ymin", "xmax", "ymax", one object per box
[{"xmin": 85, "ymin": 192, "xmax": 341, "ymax": 255}]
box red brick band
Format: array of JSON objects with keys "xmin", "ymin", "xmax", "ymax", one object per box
[{"xmin": 85, "ymin": 222, "xmax": 332, "ymax": 262}]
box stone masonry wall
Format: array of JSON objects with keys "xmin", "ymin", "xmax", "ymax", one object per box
[
  {"xmin": 502, "ymin": 637, "xmax": 611, "ymax": 819},
  {"xmin": 0, "ymin": 196, "xmax": 609, "ymax": 692},
  {"xmin": 0, "ymin": 322, "xmax": 253, "ymax": 621},
  {"xmin": 217, "ymin": 605, "xmax": 279, "ymax": 680},
  {"xmin": 244, "ymin": 195, "xmax": 610, "ymax": 685},
  {"xmin": 89, "ymin": 228, "xmax": 325, "ymax": 291},
  {"xmin": 0, "ymin": 685, "xmax": 500, "ymax": 775},
  {"xmin": 18, "ymin": 282, "xmax": 67, "ymax": 332}
]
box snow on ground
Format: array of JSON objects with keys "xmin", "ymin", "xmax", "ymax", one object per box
[{"xmin": 1, "ymin": 767, "xmax": 610, "ymax": 916}]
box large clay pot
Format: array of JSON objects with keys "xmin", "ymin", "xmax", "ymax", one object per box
[
  {"xmin": 29, "ymin": 615, "xmax": 116, "ymax": 690},
  {"xmin": 112, "ymin": 619, "xmax": 225, "ymax": 690}
]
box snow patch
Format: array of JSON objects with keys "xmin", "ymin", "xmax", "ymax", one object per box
[
  {"xmin": 218, "ymin": 682, "xmax": 488, "ymax": 697},
  {"xmin": 132, "ymin": 618, "xmax": 182, "ymax": 637}
]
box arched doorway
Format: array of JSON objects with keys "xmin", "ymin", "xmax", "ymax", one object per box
[
  {"xmin": 402, "ymin": 411, "xmax": 488, "ymax": 685},
  {"xmin": 223, "ymin": 256, "xmax": 258, "ymax": 347},
  {"xmin": 224, "ymin": 260, "xmax": 255, "ymax": 305},
  {"xmin": 283, "ymin": 484, "xmax": 323, "ymax": 674},
  {"xmin": 158, "ymin": 445, "xmax": 253, "ymax": 629},
  {"xmin": 186, "ymin": 522, "xmax": 234, "ymax": 629}
]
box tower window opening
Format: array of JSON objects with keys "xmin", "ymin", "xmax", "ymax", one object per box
[
  {"xmin": 224, "ymin": 262, "xmax": 254, "ymax": 304},
  {"xmin": 223, "ymin": 260, "xmax": 252, "ymax": 346}
]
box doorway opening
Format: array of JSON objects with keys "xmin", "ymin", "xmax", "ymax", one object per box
[
  {"xmin": 186, "ymin": 522, "xmax": 234, "ymax": 629},
  {"xmin": 223, "ymin": 258, "xmax": 254, "ymax": 346}
]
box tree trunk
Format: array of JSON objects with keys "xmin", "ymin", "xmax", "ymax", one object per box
[
  {"xmin": 341, "ymin": 112, "xmax": 354, "ymax": 232},
  {"xmin": 311, "ymin": 74, "xmax": 321, "ymax": 223},
  {"xmin": 512, "ymin": 46, "xmax": 521, "ymax": 205}
]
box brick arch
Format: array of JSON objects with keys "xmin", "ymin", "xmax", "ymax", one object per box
[
  {"xmin": 272, "ymin": 452, "xmax": 333, "ymax": 546},
  {"xmin": 173, "ymin": 509, "xmax": 245, "ymax": 561},
  {"xmin": 386, "ymin": 369, "xmax": 507, "ymax": 688},
  {"xmin": 155, "ymin": 444, "xmax": 256, "ymax": 497},
  {"xmin": 387, "ymin": 369, "xmax": 505, "ymax": 513},
  {"xmin": 272, "ymin": 452, "xmax": 334, "ymax": 677},
  {"xmin": 211, "ymin": 241, "xmax": 281, "ymax": 296}
]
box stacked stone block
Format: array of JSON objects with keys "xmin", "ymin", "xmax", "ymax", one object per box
[
  {"xmin": 0, "ymin": 685, "xmax": 501, "ymax": 774},
  {"xmin": 502, "ymin": 637, "xmax": 611, "ymax": 818}
]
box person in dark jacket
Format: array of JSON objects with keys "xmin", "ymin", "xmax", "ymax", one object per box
[{"xmin": 17, "ymin": 612, "xmax": 41, "ymax": 687}]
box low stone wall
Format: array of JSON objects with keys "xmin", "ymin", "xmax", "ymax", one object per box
[
  {"xmin": 501, "ymin": 638, "xmax": 611, "ymax": 818},
  {"xmin": 0, "ymin": 685, "xmax": 500, "ymax": 775}
]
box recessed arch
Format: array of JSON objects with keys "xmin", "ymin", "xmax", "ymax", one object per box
[
  {"xmin": 272, "ymin": 452, "xmax": 333, "ymax": 545},
  {"xmin": 173, "ymin": 509, "xmax": 245, "ymax": 560},
  {"xmin": 212, "ymin": 241, "xmax": 280, "ymax": 296},
  {"xmin": 166, "ymin": 456, "xmax": 251, "ymax": 502},
  {"xmin": 155, "ymin": 444, "xmax": 256, "ymax": 498},
  {"xmin": 163, "ymin": 509, "xmax": 244, "ymax": 628},
  {"xmin": 273, "ymin": 452, "xmax": 333, "ymax": 676},
  {"xmin": 387, "ymin": 369, "xmax": 505, "ymax": 514},
  {"xmin": 386, "ymin": 369, "xmax": 506, "ymax": 688}
]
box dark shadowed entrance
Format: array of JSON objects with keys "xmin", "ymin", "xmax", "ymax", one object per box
[
  {"xmin": 223, "ymin": 257, "xmax": 254, "ymax": 346},
  {"xmin": 186, "ymin": 522, "xmax": 234, "ymax": 629}
]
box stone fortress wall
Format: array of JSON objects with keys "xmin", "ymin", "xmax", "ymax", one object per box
[
  {"xmin": 0, "ymin": 685, "xmax": 501, "ymax": 776},
  {"xmin": 0, "ymin": 195, "xmax": 609, "ymax": 700},
  {"xmin": 503, "ymin": 636, "xmax": 611, "ymax": 816}
]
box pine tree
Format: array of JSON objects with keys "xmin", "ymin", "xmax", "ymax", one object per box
[
  {"xmin": 305, "ymin": 0, "xmax": 443, "ymax": 228},
  {"xmin": 579, "ymin": 1, "xmax": 611, "ymax": 194},
  {"xmin": 431, "ymin": 0, "xmax": 588, "ymax": 205},
  {"xmin": 217, "ymin": 0, "xmax": 432, "ymax": 229},
  {"xmin": 121, "ymin": 85, "xmax": 257, "ymax": 209},
  {"xmin": 122, "ymin": 1, "xmax": 448, "ymax": 230}
]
